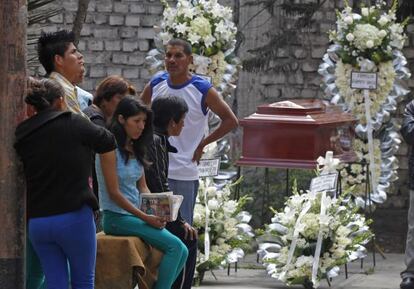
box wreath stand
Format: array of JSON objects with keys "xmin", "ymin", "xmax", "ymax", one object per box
[{"xmin": 341, "ymin": 162, "xmax": 387, "ymax": 279}]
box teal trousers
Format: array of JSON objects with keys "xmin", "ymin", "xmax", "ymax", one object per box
[
  {"xmin": 26, "ymin": 238, "xmax": 46, "ymax": 289},
  {"xmin": 102, "ymin": 211, "xmax": 188, "ymax": 289}
]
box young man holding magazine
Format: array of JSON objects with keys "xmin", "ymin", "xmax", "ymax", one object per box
[{"xmin": 144, "ymin": 95, "xmax": 198, "ymax": 289}]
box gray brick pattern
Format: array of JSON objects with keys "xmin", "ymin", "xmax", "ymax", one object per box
[{"xmin": 29, "ymin": 0, "xmax": 161, "ymax": 93}]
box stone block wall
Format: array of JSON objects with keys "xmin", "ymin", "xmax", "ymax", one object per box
[
  {"xmin": 29, "ymin": 0, "xmax": 413, "ymax": 211},
  {"xmin": 29, "ymin": 0, "xmax": 169, "ymax": 93}
]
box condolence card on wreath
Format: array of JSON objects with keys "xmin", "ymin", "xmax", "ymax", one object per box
[
  {"xmin": 140, "ymin": 192, "xmax": 183, "ymax": 222},
  {"xmin": 198, "ymin": 158, "xmax": 220, "ymax": 177}
]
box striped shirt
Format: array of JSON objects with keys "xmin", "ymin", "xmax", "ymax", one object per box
[{"xmin": 50, "ymin": 72, "xmax": 87, "ymax": 118}]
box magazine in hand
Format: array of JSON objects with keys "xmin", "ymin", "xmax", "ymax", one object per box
[{"xmin": 140, "ymin": 191, "xmax": 183, "ymax": 222}]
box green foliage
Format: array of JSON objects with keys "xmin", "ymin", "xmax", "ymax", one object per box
[
  {"xmin": 234, "ymin": 195, "xmax": 253, "ymax": 214},
  {"xmin": 255, "ymin": 227, "xmax": 266, "ymax": 236}
]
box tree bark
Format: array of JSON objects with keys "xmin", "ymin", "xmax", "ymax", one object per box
[
  {"xmin": 72, "ymin": 0, "xmax": 90, "ymax": 45},
  {"xmin": 0, "ymin": 0, "xmax": 27, "ymax": 288}
]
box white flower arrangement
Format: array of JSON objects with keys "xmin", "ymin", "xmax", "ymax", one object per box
[
  {"xmin": 261, "ymin": 185, "xmax": 372, "ymax": 288},
  {"xmin": 325, "ymin": 0, "xmax": 409, "ymax": 204},
  {"xmin": 194, "ymin": 178, "xmax": 254, "ymax": 282},
  {"xmin": 331, "ymin": 0, "xmax": 403, "ymax": 122},
  {"xmin": 159, "ymin": 0, "xmax": 237, "ymax": 57},
  {"xmin": 158, "ymin": 0, "xmax": 238, "ymax": 88},
  {"xmin": 329, "ymin": 0, "xmax": 408, "ymax": 65},
  {"xmin": 338, "ymin": 138, "xmax": 382, "ymax": 200},
  {"xmin": 335, "ymin": 58, "xmax": 396, "ymax": 124}
]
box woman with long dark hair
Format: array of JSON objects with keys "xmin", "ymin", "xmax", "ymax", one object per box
[
  {"xmin": 15, "ymin": 77, "xmax": 116, "ymax": 289},
  {"xmin": 83, "ymin": 75, "xmax": 136, "ymax": 127},
  {"xmin": 83, "ymin": 75, "xmax": 137, "ymax": 203},
  {"xmin": 96, "ymin": 97, "xmax": 188, "ymax": 289}
]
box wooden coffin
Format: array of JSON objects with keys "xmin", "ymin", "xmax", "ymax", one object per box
[{"xmin": 237, "ymin": 99, "xmax": 357, "ymax": 169}]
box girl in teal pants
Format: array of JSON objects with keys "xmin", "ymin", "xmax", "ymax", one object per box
[{"xmin": 96, "ymin": 97, "xmax": 188, "ymax": 289}]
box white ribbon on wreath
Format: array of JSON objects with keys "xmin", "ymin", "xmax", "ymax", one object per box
[
  {"xmin": 203, "ymin": 178, "xmax": 212, "ymax": 260},
  {"xmin": 312, "ymin": 151, "xmax": 339, "ymax": 287}
]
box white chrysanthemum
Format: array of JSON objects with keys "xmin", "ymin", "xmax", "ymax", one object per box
[
  {"xmin": 216, "ymin": 237, "xmax": 226, "ymax": 245},
  {"xmin": 366, "ymin": 40, "xmax": 374, "ymax": 48},
  {"xmin": 223, "ymin": 200, "xmax": 237, "ymax": 214},
  {"xmin": 378, "ymin": 29, "xmax": 387, "ymax": 38},
  {"xmin": 296, "ymin": 238, "xmax": 308, "ymax": 248},
  {"xmin": 336, "ymin": 225, "xmax": 351, "ymax": 238},
  {"xmin": 295, "ymin": 255, "xmax": 313, "ymax": 268},
  {"xmin": 331, "ymin": 247, "xmax": 346, "ymax": 259},
  {"xmin": 193, "ymin": 209, "xmax": 205, "ymax": 229},
  {"xmin": 299, "ymin": 213, "xmax": 320, "ymax": 239},
  {"xmin": 209, "ymin": 51, "xmax": 227, "ymax": 87},
  {"xmin": 223, "ymin": 218, "xmax": 237, "ymax": 230},
  {"xmin": 346, "ymin": 33, "xmax": 355, "ymax": 42},
  {"xmin": 353, "ymin": 24, "xmax": 384, "ymax": 51},
  {"xmin": 378, "ymin": 15, "xmax": 390, "ymax": 26},
  {"xmin": 206, "ymin": 186, "xmax": 217, "ymax": 197},
  {"xmin": 207, "ymin": 198, "xmax": 219, "ymax": 210},
  {"xmin": 343, "ymin": 16, "xmax": 353, "ymax": 24},
  {"xmin": 351, "ymin": 164, "xmax": 363, "ymax": 174},
  {"xmin": 190, "ymin": 16, "xmax": 212, "ymax": 38}
]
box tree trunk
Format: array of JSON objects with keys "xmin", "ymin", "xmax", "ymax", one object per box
[
  {"xmin": 0, "ymin": 1, "xmax": 27, "ymax": 288},
  {"xmin": 72, "ymin": 0, "xmax": 90, "ymax": 45}
]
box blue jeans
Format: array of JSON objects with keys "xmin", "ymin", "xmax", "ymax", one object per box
[
  {"xmin": 168, "ymin": 179, "xmax": 199, "ymax": 225},
  {"xmin": 102, "ymin": 210, "xmax": 188, "ymax": 289},
  {"xmin": 28, "ymin": 205, "xmax": 96, "ymax": 289}
]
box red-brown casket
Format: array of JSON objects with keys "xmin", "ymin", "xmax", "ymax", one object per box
[{"xmin": 237, "ymin": 99, "xmax": 357, "ymax": 169}]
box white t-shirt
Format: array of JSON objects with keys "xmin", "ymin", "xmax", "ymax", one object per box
[{"xmin": 150, "ymin": 72, "xmax": 212, "ymax": 180}]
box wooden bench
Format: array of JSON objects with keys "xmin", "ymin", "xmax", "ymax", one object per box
[{"xmin": 95, "ymin": 232, "xmax": 163, "ymax": 289}]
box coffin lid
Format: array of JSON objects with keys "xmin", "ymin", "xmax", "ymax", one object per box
[
  {"xmin": 241, "ymin": 99, "xmax": 356, "ymax": 125},
  {"xmin": 256, "ymin": 99, "xmax": 325, "ymax": 115}
]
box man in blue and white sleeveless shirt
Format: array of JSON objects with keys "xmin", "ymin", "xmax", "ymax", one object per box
[
  {"xmin": 141, "ymin": 39, "xmax": 238, "ymax": 289},
  {"xmin": 142, "ymin": 38, "xmax": 238, "ymax": 225}
]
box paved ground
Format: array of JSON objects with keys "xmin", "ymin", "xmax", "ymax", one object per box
[{"xmin": 196, "ymin": 253, "xmax": 405, "ymax": 289}]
